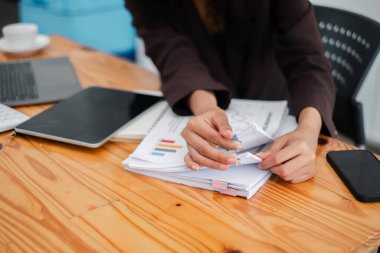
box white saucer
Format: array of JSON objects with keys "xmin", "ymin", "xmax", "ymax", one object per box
[{"xmin": 0, "ymin": 34, "xmax": 50, "ymax": 56}]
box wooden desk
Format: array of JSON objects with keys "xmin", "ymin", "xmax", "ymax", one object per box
[{"xmin": 0, "ymin": 36, "xmax": 379, "ymax": 253}]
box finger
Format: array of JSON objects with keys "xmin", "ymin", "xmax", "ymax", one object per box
[
  {"xmin": 268, "ymin": 135, "xmax": 289, "ymax": 153},
  {"xmin": 210, "ymin": 143, "xmax": 219, "ymax": 148},
  {"xmin": 212, "ymin": 111, "xmax": 233, "ymax": 139},
  {"xmin": 256, "ymin": 136, "xmax": 289, "ymax": 162},
  {"xmin": 270, "ymin": 156, "xmax": 312, "ymax": 181},
  {"xmin": 259, "ymin": 144, "xmax": 299, "ymax": 169},
  {"xmin": 255, "ymin": 152, "xmax": 270, "ymax": 160},
  {"xmin": 188, "ymin": 145, "xmax": 229, "ymax": 170},
  {"xmin": 184, "ymin": 120, "xmax": 241, "ymax": 151},
  {"xmin": 290, "ymin": 173, "xmax": 314, "ymax": 184},
  {"xmin": 184, "ymin": 132, "xmax": 237, "ymax": 165},
  {"xmin": 184, "ymin": 153, "xmax": 200, "ymax": 171}
]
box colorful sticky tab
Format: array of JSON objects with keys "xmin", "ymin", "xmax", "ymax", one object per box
[{"xmin": 212, "ymin": 180, "xmax": 228, "ymax": 190}]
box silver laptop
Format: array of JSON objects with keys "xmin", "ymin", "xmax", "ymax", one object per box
[{"xmin": 0, "ymin": 57, "xmax": 81, "ymax": 106}]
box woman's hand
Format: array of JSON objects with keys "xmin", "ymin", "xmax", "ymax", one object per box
[
  {"xmin": 256, "ymin": 107, "xmax": 322, "ymax": 183},
  {"xmin": 182, "ymin": 90, "xmax": 242, "ymax": 170}
]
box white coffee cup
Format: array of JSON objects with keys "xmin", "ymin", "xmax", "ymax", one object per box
[{"xmin": 2, "ymin": 23, "xmax": 38, "ymax": 50}]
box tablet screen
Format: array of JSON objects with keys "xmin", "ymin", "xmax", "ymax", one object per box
[{"xmin": 15, "ymin": 87, "xmax": 162, "ymax": 147}]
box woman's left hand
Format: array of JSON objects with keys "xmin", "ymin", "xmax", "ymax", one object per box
[{"xmin": 256, "ymin": 107, "xmax": 322, "ymax": 184}]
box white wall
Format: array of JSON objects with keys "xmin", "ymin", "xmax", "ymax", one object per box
[{"xmin": 310, "ymin": 0, "xmax": 380, "ymax": 147}]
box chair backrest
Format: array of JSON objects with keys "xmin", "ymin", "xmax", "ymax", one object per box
[{"xmin": 314, "ymin": 6, "xmax": 380, "ymax": 146}]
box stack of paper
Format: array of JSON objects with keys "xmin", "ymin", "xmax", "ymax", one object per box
[{"xmin": 123, "ymin": 99, "xmax": 297, "ymax": 199}]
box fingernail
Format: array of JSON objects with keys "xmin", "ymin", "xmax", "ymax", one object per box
[
  {"xmin": 218, "ymin": 164, "xmax": 228, "ymax": 170},
  {"xmin": 221, "ymin": 130, "xmax": 232, "ymax": 139},
  {"xmin": 192, "ymin": 164, "xmax": 200, "ymax": 170},
  {"xmin": 257, "ymin": 164, "xmax": 263, "ymax": 169},
  {"xmin": 236, "ymin": 144, "xmax": 244, "ymax": 150},
  {"xmin": 256, "ymin": 152, "xmax": 263, "ymax": 156},
  {"xmin": 227, "ymin": 157, "xmax": 237, "ymax": 165}
]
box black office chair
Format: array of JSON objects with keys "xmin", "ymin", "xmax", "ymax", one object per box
[{"xmin": 314, "ymin": 6, "xmax": 380, "ymax": 147}]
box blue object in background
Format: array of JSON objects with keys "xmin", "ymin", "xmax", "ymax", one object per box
[{"xmin": 19, "ymin": 0, "xmax": 136, "ymax": 60}]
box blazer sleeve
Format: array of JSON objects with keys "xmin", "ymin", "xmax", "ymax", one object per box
[
  {"xmin": 125, "ymin": 0, "xmax": 231, "ymax": 115},
  {"xmin": 272, "ymin": 0, "xmax": 337, "ymax": 136}
]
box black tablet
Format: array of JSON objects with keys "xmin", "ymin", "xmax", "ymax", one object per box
[{"xmin": 15, "ymin": 87, "xmax": 161, "ymax": 148}]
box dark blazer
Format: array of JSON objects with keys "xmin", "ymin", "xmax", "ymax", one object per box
[{"xmin": 125, "ymin": 0, "xmax": 336, "ymax": 136}]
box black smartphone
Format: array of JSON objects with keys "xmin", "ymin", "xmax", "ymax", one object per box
[{"xmin": 326, "ymin": 150, "xmax": 380, "ymax": 202}]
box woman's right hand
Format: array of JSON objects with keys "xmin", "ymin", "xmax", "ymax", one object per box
[{"xmin": 182, "ymin": 90, "xmax": 243, "ymax": 170}]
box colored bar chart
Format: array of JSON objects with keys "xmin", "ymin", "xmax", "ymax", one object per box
[{"xmin": 151, "ymin": 139, "xmax": 183, "ymax": 156}]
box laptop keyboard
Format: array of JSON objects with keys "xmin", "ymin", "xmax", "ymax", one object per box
[{"xmin": 0, "ymin": 62, "xmax": 39, "ymax": 103}]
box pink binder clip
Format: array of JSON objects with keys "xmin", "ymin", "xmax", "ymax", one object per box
[
  {"xmin": 212, "ymin": 180, "xmax": 228, "ymax": 190},
  {"xmin": 219, "ymin": 188, "xmax": 237, "ymax": 197}
]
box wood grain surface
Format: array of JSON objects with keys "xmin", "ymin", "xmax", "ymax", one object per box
[{"xmin": 0, "ymin": 36, "xmax": 379, "ymax": 253}]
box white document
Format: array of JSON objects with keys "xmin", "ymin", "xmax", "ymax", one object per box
[
  {"xmin": 123, "ymin": 107, "xmax": 293, "ymax": 197},
  {"xmin": 128, "ymin": 165, "xmax": 272, "ymax": 199},
  {"xmin": 127, "ymin": 100, "xmax": 288, "ymax": 167},
  {"xmin": 226, "ymin": 99, "xmax": 287, "ymax": 136},
  {"xmin": 171, "ymin": 114, "xmax": 298, "ymax": 185},
  {"xmin": 129, "ymin": 108, "xmax": 190, "ymax": 164},
  {"xmin": 124, "ymin": 113, "xmax": 298, "ymax": 199},
  {"xmin": 173, "ymin": 163, "xmax": 270, "ymax": 189}
]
